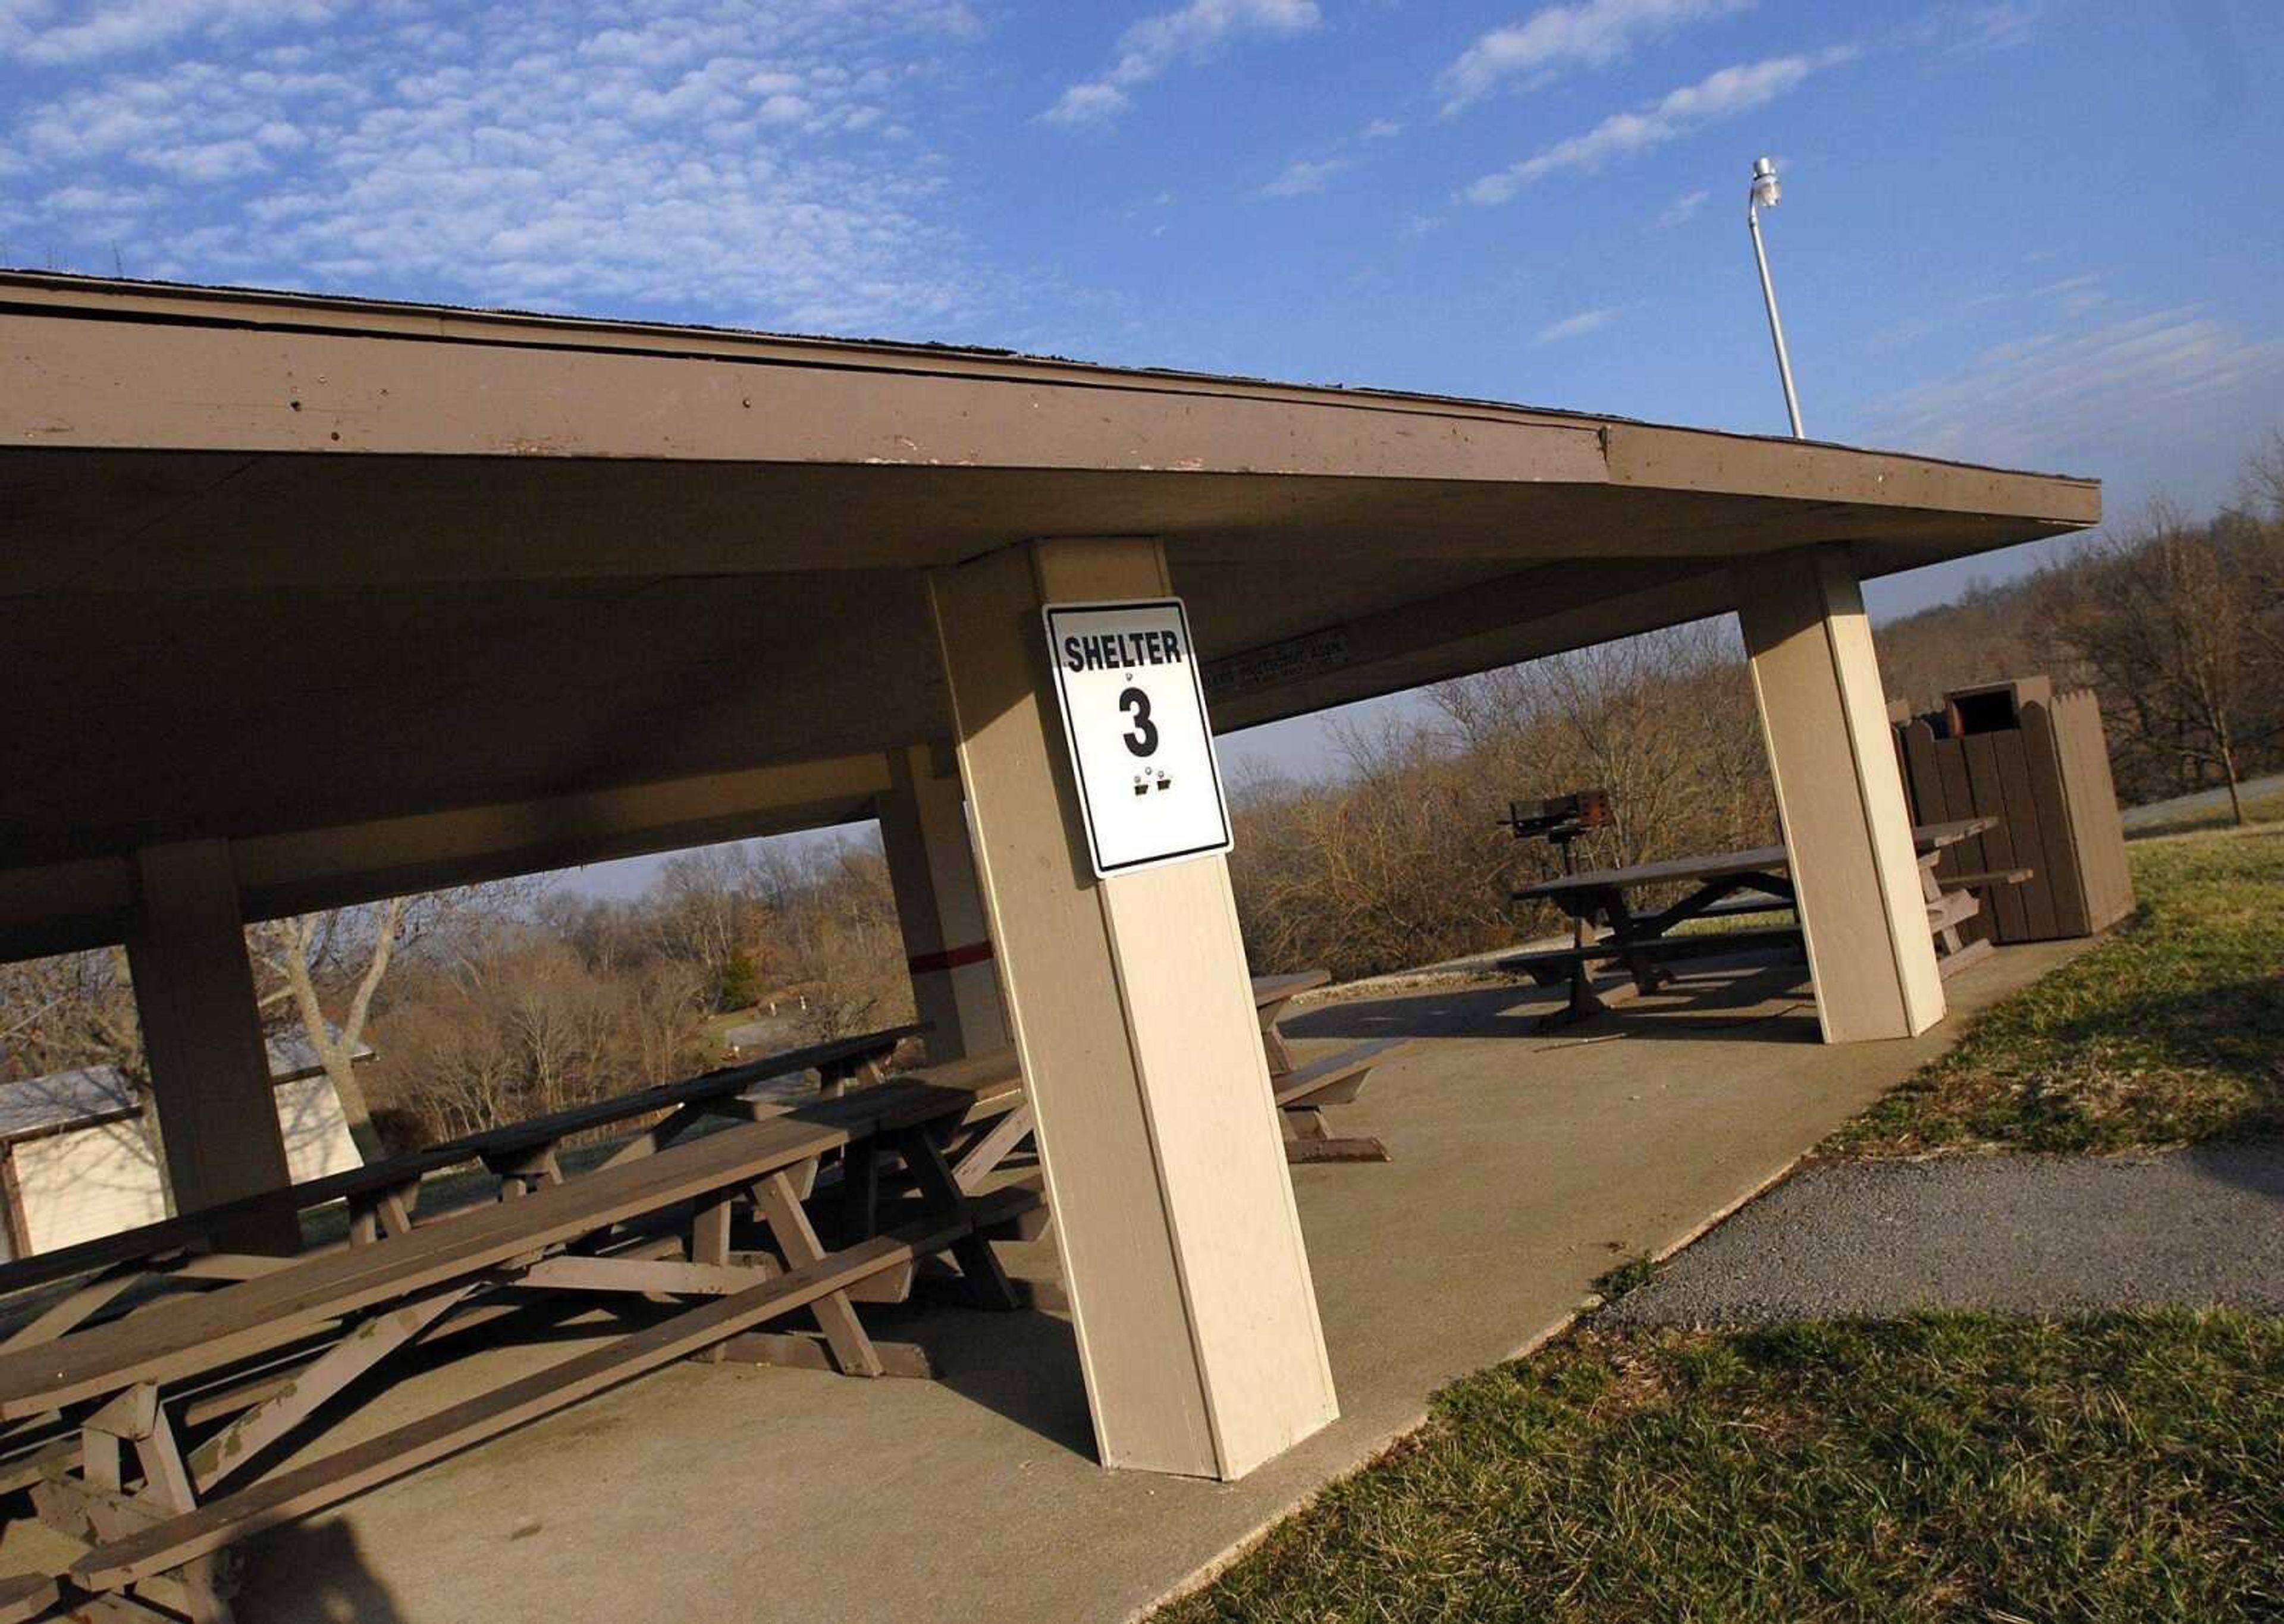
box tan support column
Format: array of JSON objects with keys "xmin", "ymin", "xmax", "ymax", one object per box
[
  {"xmin": 877, "ymin": 743, "xmax": 1008, "ymax": 1062},
  {"xmin": 930, "ymin": 537, "xmax": 1336, "ymax": 1479},
  {"xmin": 126, "ymin": 840, "xmax": 299, "ymax": 1253},
  {"xmin": 1735, "ymin": 545, "xmax": 1945, "ymax": 1042}
]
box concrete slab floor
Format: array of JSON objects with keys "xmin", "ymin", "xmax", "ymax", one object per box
[{"xmin": 30, "ymin": 941, "xmax": 2091, "ymax": 1624}]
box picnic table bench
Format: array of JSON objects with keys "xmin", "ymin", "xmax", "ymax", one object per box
[
  {"xmin": 1503, "ymin": 818, "xmax": 2023, "ymax": 1029},
  {"xmin": 0, "ymin": 1073, "xmax": 1030, "ymax": 1621}
]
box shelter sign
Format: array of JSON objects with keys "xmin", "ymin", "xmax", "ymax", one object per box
[{"xmin": 1043, "ymin": 598, "xmax": 1233, "ymax": 878}]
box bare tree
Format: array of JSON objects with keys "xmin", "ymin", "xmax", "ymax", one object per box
[
  {"xmin": 249, "ymin": 903, "xmax": 402, "ymax": 1160},
  {"xmin": 0, "ymin": 947, "xmax": 173, "ymax": 1205},
  {"xmin": 763, "ymin": 838, "xmax": 912, "ymax": 1042},
  {"xmin": 366, "ymin": 925, "xmax": 714, "ymax": 1148},
  {"xmin": 247, "ymin": 881, "xmax": 535, "ymax": 1160},
  {"xmin": 2037, "ymin": 500, "xmax": 2272, "ymax": 824}
]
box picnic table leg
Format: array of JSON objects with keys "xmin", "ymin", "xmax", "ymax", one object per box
[
  {"xmin": 1919, "ymin": 853, "xmax": 1963, "ymax": 952},
  {"xmin": 483, "ymin": 1144, "xmax": 563, "ymax": 1201},
  {"xmin": 348, "ymin": 1179, "xmax": 419, "ymax": 1245},
  {"xmin": 950, "ymin": 1102, "xmax": 1034, "ymax": 1193},
  {"xmin": 1532, "ymin": 897, "xmax": 1611, "ymax": 1032},
  {"xmin": 688, "ymin": 1198, "xmax": 735, "ymax": 1364},
  {"xmin": 1601, "ymin": 894, "xmax": 1671, "ymax": 994},
  {"xmin": 903, "ymin": 1130, "xmax": 1021, "ymax": 1312},
  {"xmin": 68, "ymin": 1384, "xmax": 239, "ymax": 1622},
  {"xmin": 839, "ymin": 1139, "xmax": 881, "ymax": 1238},
  {"xmin": 1281, "ymin": 1106, "xmax": 1328, "ymax": 1142},
  {"xmin": 749, "ymin": 1171, "xmax": 887, "ymax": 1377}
]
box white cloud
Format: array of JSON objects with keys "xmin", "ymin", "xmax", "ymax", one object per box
[
  {"xmin": 1042, "ymin": 81, "xmax": 1131, "ymax": 125},
  {"xmin": 1044, "ymin": 0, "xmax": 1319, "ymax": 127},
  {"xmin": 1949, "ymin": 1, "xmax": 2042, "ymax": 52},
  {"xmin": 1464, "ymin": 48, "xmax": 1851, "ymax": 204},
  {"xmin": 1361, "ymin": 117, "xmax": 1403, "ymax": 139},
  {"xmin": 1535, "ymin": 305, "xmax": 1623, "ymax": 343},
  {"xmin": 1259, "ymin": 156, "xmax": 1347, "ymax": 197},
  {"xmin": 1438, "ymin": 0, "xmax": 1752, "ymax": 114},
  {"xmin": 1, "ymin": 0, "xmax": 341, "ymax": 66},
  {"xmin": 1859, "ymin": 305, "xmax": 2284, "ymax": 470},
  {"xmin": 0, "ymin": 2, "xmax": 993, "ymax": 334},
  {"xmin": 1657, "ymin": 187, "xmax": 1709, "ymax": 226},
  {"xmin": 2034, "ymin": 272, "xmax": 2107, "ymax": 319}
]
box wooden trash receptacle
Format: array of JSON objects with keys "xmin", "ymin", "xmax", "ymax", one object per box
[{"xmin": 1890, "ymin": 676, "xmax": 2135, "ymax": 943}]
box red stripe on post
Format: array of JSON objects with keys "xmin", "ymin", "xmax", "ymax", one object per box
[{"xmin": 906, "ymin": 940, "xmax": 994, "ymax": 975}]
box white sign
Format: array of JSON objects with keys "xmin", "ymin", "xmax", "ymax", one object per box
[{"xmin": 1042, "ymin": 597, "xmax": 1233, "ymax": 878}]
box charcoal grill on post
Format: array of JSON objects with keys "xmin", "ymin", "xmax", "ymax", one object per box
[{"xmin": 1500, "ymin": 789, "xmax": 1614, "ymax": 1025}]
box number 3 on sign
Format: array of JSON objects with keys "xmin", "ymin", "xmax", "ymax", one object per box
[
  {"xmin": 1041, "ymin": 597, "xmax": 1233, "ymax": 878},
  {"xmin": 1119, "ymin": 687, "xmax": 1158, "ymax": 756}
]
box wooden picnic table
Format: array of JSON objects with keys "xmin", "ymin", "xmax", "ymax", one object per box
[
  {"xmin": 1506, "ymin": 818, "xmax": 2021, "ymax": 1028},
  {"xmin": 0, "ymin": 1075, "xmax": 1032, "ymax": 1617},
  {"xmin": 0, "ymin": 1024, "xmax": 921, "ymax": 1308}
]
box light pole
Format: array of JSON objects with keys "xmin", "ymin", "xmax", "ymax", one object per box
[{"xmin": 1745, "ymin": 155, "xmax": 1804, "ymax": 438}]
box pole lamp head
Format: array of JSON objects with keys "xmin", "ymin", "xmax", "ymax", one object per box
[{"xmin": 1749, "ymin": 155, "xmax": 1781, "ymax": 211}]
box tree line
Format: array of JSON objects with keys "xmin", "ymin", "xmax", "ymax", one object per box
[{"xmin": 0, "ymin": 836, "xmax": 912, "ymax": 1162}]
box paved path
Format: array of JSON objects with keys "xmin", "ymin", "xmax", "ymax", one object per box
[
  {"xmin": 2121, "ymin": 771, "xmax": 2284, "ymax": 830},
  {"xmin": 1609, "ymin": 1144, "xmax": 2284, "ymax": 1325}
]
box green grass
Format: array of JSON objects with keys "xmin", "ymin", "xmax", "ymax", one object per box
[
  {"xmin": 1826, "ymin": 825, "xmax": 2284, "ymax": 1157},
  {"xmin": 1161, "ymin": 1312, "xmax": 2284, "ymax": 1623},
  {"xmin": 1592, "ymin": 1254, "xmax": 1658, "ymax": 1302}
]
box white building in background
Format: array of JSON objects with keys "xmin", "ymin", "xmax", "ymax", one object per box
[{"xmin": 0, "ymin": 1036, "xmax": 366, "ymax": 1259}]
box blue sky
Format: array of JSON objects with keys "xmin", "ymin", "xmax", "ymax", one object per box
[{"xmin": 5, "ymin": 0, "xmax": 2281, "ymax": 844}]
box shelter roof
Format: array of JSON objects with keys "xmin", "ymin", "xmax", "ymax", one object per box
[{"xmin": 0, "ymin": 272, "xmax": 2098, "ymax": 948}]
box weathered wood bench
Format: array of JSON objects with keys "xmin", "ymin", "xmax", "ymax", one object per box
[{"xmin": 0, "ymin": 1075, "xmax": 1028, "ymax": 1621}]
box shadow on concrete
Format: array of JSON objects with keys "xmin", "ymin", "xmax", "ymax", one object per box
[
  {"xmin": 876, "ymin": 1300, "xmax": 1099, "ymax": 1462},
  {"xmin": 1284, "ymin": 957, "xmax": 1816, "ymax": 1048},
  {"xmin": 240, "ymin": 1515, "xmax": 410, "ymax": 1623}
]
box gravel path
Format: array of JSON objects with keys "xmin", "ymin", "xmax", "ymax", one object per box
[{"xmin": 1607, "ymin": 1143, "xmax": 2284, "ymax": 1324}]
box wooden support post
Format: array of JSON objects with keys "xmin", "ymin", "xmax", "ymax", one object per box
[
  {"xmin": 1734, "ymin": 546, "xmax": 1944, "ymax": 1042},
  {"xmin": 928, "ymin": 537, "xmax": 1336, "ymax": 1480},
  {"xmin": 124, "ymin": 840, "xmax": 299, "ymax": 1255},
  {"xmin": 878, "ymin": 742, "xmax": 1009, "ymax": 1062}
]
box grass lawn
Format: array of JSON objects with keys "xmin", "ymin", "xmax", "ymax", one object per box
[
  {"xmin": 1826, "ymin": 824, "xmax": 2284, "ymax": 1156},
  {"xmin": 1163, "ymin": 1312, "xmax": 2284, "ymax": 1623}
]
